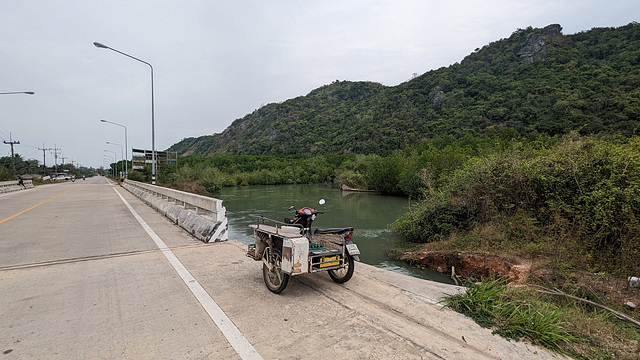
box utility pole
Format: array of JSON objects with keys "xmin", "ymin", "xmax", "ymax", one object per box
[
  {"xmin": 3, "ymin": 133, "xmax": 20, "ymax": 177},
  {"xmin": 51, "ymin": 146, "xmax": 61, "ymax": 177},
  {"xmin": 38, "ymin": 143, "xmax": 52, "ymax": 176}
]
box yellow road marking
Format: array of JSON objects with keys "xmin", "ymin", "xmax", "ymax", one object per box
[{"xmin": 0, "ymin": 185, "xmax": 81, "ymax": 225}]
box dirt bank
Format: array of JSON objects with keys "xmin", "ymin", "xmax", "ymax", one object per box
[
  {"xmin": 400, "ymin": 250, "xmax": 529, "ymax": 283},
  {"xmin": 400, "ymin": 249, "xmax": 640, "ymax": 311}
]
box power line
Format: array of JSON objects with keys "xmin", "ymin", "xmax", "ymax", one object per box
[{"xmin": 0, "ymin": 128, "xmax": 10, "ymax": 138}]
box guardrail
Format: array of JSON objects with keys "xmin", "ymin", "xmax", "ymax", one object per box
[
  {"xmin": 0, "ymin": 180, "xmax": 34, "ymax": 194},
  {"xmin": 122, "ymin": 180, "xmax": 228, "ymax": 243}
]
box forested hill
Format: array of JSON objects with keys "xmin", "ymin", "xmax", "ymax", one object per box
[{"xmin": 169, "ymin": 23, "xmax": 640, "ymax": 157}]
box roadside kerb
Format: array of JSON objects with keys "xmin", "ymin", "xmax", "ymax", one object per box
[
  {"xmin": 122, "ymin": 179, "xmax": 228, "ymax": 243},
  {"xmin": 0, "ymin": 179, "xmax": 34, "ymax": 194}
]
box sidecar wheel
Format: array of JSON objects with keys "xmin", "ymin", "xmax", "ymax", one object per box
[
  {"xmin": 328, "ymin": 252, "xmax": 354, "ymax": 283},
  {"xmin": 262, "ymin": 248, "xmax": 289, "ymax": 294}
]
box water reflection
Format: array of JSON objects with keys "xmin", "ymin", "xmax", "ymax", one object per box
[{"xmin": 218, "ymin": 184, "xmax": 453, "ymax": 284}]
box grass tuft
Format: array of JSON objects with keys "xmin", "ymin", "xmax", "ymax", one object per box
[{"xmin": 443, "ymin": 278, "xmax": 578, "ymax": 354}]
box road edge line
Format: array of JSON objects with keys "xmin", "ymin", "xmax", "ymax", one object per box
[{"xmin": 112, "ymin": 187, "xmax": 263, "ymax": 360}]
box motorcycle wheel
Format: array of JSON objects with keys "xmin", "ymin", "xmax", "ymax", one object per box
[
  {"xmin": 262, "ymin": 247, "xmax": 289, "ymax": 294},
  {"xmin": 328, "ymin": 252, "xmax": 354, "ymax": 283}
]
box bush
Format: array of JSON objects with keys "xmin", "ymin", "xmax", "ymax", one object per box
[
  {"xmin": 392, "ymin": 191, "xmax": 475, "ymax": 242},
  {"xmin": 127, "ymin": 170, "xmax": 146, "ymax": 182},
  {"xmin": 392, "ymin": 133, "xmax": 640, "ymax": 276},
  {"xmin": 365, "ymin": 154, "xmax": 403, "ymax": 194}
]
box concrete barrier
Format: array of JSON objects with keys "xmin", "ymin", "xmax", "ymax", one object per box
[
  {"xmin": 122, "ymin": 180, "xmax": 228, "ymax": 243},
  {"xmin": 0, "ymin": 180, "xmax": 34, "ymax": 194}
]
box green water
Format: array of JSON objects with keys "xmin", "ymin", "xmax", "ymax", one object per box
[{"xmin": 218, "ymin": 184, "xmax": 453, "ymax": 284}]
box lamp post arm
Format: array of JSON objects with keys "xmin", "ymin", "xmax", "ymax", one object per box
[
  {"xmin": 94, "ymin": 41, "xmax": 155, "ymax": 184},
  {"xmin": 0, "ymin": 91, "xmax": 35, "ymax": 95},
  {"xmin": 93, "ymin": 43, "xmax": 152, "ymax": 69}
]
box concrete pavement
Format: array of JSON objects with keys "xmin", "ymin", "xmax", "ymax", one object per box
[{"xmin": 0, "ymin": 177, "xmax": 566, "ymax": 359}]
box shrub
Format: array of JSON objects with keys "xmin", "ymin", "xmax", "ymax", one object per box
[{"xmin": 393, "ymin": 133, "xmax": 640, "ymax": 276}]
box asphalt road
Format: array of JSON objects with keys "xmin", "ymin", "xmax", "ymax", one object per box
[{"xmin": 0, "ymin": 177, "xmax": 566, "ymax": 359}]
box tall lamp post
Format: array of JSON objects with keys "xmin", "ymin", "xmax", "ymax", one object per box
[
  {"xmin": 101, "ymin": 120, "xmax": 128, "ymax": 176},
  {"xmin": 93, "ymin": 42, "xmax": 156, "ymax": 184},
  {"xmin": 103, "ymin": 155, "xmax": 115, "ymax": 178},
  {"xmin": 106, "ymin": 142, "xmax": 124, "ymax": 177},
  {"xmin": 104, "ymin": 150, "xmax": 119, "ymax": 178}
]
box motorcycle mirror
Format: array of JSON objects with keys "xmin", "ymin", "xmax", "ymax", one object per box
[
  {"xmin": 318, "ymin": 199, "xmax": 326, "ymax": 205},
  {"xmin": 289, "ymin": 205, "xmax": 295, "ymax": 210}
]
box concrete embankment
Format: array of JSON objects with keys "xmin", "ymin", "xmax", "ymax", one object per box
[
  {"xmin": 123, "ymin": 179, "xmax": 228, "ymax": 243},
  {"xmin": 0, "ymin": 179, "xmax": 34, "ymax": 193}
]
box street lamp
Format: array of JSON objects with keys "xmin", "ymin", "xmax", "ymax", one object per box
[
  {"xmin": 94, "ymin": 41, "xmax": 156, "ymax": 184},
  {"xmin": 103, "ymin": 154, "xmax": 115, "ymax": 178},
  {"xmin": 104, "ymin": 150, "xmax": 118, "ymax": 178},
  {"xmin": 0, "ymin": 91, "xmax": 35, "ymax": 95},
  {"xmin": 101, "ymin": 120, "xmax": 128, "ymax": 176},
  {"xmin": 106, "ymin": 141, "xmax": 124, "ymax": 177}
]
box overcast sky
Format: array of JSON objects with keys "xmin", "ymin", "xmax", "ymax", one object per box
[{"xmin": 1, "ymin": 1, "xmax": 638, "ymax": 169}]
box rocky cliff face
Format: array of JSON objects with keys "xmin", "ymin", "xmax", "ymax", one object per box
[{"xmin": 517, "ymin": 24, "xmax": 563, "ymax": 63}]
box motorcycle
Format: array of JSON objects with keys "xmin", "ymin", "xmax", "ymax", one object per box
[{"xmin": 247, "ymin": 199, "xmax": 360, "ymax": 294}]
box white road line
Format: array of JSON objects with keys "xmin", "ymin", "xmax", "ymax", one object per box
[{"xmin": 113, "ymin": 187, "xmax": 263, "ymax": 360}]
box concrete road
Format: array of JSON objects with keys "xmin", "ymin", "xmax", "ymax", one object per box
[{"xmin": 0, "ymin": 177, "xmax": 565, "ymax": 359}]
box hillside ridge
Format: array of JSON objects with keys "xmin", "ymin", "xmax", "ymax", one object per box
[{"xmin": 169, "ymin": 22, "xmax": 640, "ymax": 156}]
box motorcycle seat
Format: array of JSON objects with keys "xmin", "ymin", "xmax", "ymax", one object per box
[{"xmin": 314, "ymin": 227, "xmax": 354, "ymax": 234}]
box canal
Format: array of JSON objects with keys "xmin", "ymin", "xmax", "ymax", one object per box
[{"xmin": 218, "ymin": 184, "xmax": 453, "ymax": 283}]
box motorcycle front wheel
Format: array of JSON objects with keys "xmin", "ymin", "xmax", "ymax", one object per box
[
  {"xmin": 262, "ymin": 247, "xmax": 289, "ymax": 294},
  {"xmin": 328, "ymin": 252, "xmax": 354, "ymax": 283}
]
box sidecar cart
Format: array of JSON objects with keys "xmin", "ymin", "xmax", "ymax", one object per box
[{"xmin": 246, "ymin": 214, "xmax": 357, "ymax": 294}]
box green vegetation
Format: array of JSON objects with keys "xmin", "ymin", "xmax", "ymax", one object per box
[
  {"xmin": 444, "ymin": 278, "xmax": 640, "ymax": 359},
  {"xmin": 392, "ymin": 133, "xmax": 640, "ymax": 278},
  {"xmin": 155, "ymin": 153, "xmax": 373, "ymax": 193},
  {"xmin": 0, "ymin": 153, "xmax": 99, "ymax": 181},
  {"xmin": 391, "ymin": 132, "xmax": 640, "ymax": 359},
  {"xmin": 0, "ymin": 154, "xmax": 41, "ymax": 180},
  {"xmin": 443, "ymin": 278, "xmax": 578, "ymax": 354}
]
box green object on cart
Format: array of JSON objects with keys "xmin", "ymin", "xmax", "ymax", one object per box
[{"xmin": 309, "ymin": 242, "xmax": 325, "ymax": 251}]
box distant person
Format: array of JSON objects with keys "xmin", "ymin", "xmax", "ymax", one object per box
[
  {"xmin": 17, "ymin": 175, "xmax": 26, "ymax": 189},
  {"xmin": 120, "ymin": 175, "xmax": 124, "ymax": 186}
]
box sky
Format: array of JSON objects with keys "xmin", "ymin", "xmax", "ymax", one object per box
[{"xmin": 1, "ymin": 1, "xmax": 639, "ymax": 169}]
